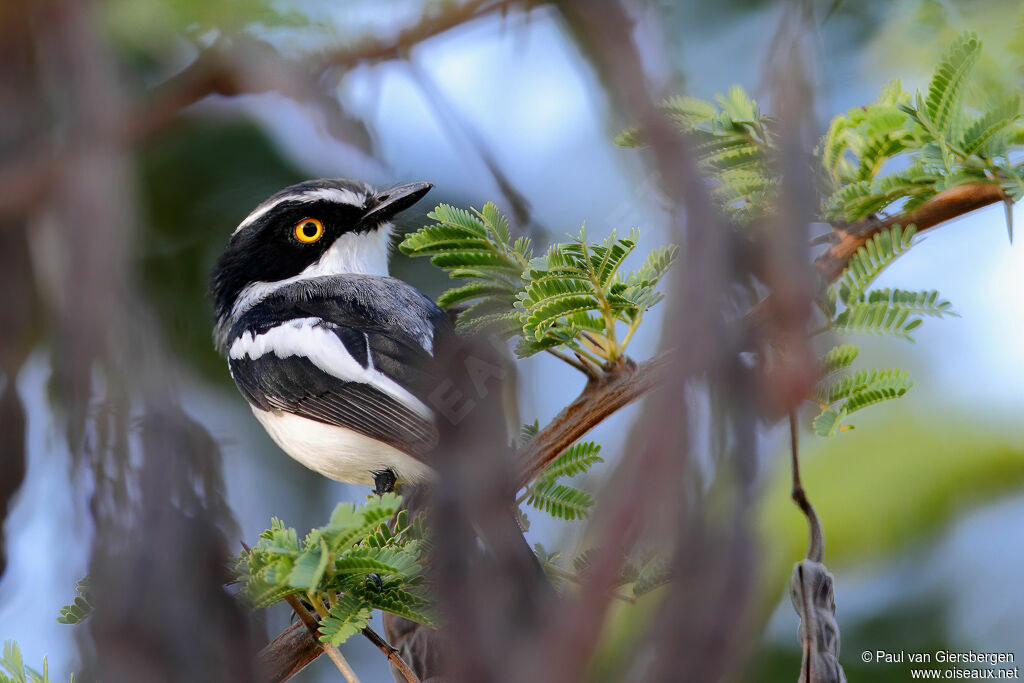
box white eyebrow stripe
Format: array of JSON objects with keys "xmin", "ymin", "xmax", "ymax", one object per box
[{"xmin": 232, "ymin": 187, "xmax": 366, "ymax": 234}]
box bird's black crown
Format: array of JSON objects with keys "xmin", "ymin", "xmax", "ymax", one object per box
[{"xmin": 209, "ymin": 178, "xmax": 432, "ymax": 339}]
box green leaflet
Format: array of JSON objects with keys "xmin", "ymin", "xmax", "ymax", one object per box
[
  {"xmin": 837, "ymin": 225, "xmax": 916, "ymax": 305},
  {"xmin": 0, "ymin": 641, "xmax": 66, "ymax": 683},
  {"xmin": 617, "ymin": 86, "xmax": 774, "ymax": 223},
  {"xmin": 56, "ymin": 578, "xmax": 93, "ymax": 625},
  {"xmin": 287, "ymin": 537, "xmax": 330, "ymax": 589},
  {"xmin": 231, "ymin": 493, "xmax": 433, "ymax": 635},
  {"xmin": 923, "ymin": 32, "xmax": 981, "ymax": 139},
  {"xmin": 525, "ymin": 479, "xmax": 594, "ymax": 521},
  {"xmin": 537, "ymin": 441, "xmax": 603, "ymax": 482},
  {"xmin": 820, "ymin": 344, "xmax": 859, "ymax": 375},
  {"xmin": 318, "ymin": 595, "xmax": 373, "ymax": 646},
  {"xmin": 826, "ymin": 368, "xmax": 911, "ymax": 404},
  {"xmin": 348, "ymin": 579, "xmax": 437, "ymax": 627},
  {"xmin": 813, "ymin": 368, "xmax": 912, "ymax": 437},
  {"xmin": 402, "ymin": 205, "xmax": 676, "ymax": 363},
  {"xmin": 961, "ymin": 94, "xmax": 1023, "ymax": 156},
  {"xmin": 519, "ymin": 439, "xmax": 602, "ymax": 522}
]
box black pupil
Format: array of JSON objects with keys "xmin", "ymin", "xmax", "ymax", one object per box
[{"xmin": 301, "ymin": 222, "xmax": 318, "ymax": 238}]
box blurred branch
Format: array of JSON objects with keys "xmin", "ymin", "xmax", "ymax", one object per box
[
  {"xmin": 0, "ymin": 0, "xmax": 529, "ymax": 218},
  {"xmin": 407, "ymin": 59, "xmax": 540, "ymax": 233}
]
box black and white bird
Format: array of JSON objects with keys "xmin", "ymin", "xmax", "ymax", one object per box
[{"xmin": 210, "ymin": 178, "xmax": 448, "ymax": 493}]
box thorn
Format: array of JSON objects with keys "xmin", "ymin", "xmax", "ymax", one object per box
[{"xmin": 1004, "ymin": 195, "xmax": 1014, "ymax": 244}]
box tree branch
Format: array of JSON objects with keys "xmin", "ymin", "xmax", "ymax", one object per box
[
  {"xmin": 814, "ymin": 182, "xmax": 1007, "ymax": 283},
  {"xmin": 747, "ymin": 181, "xmax": 1007, "ymax": 331},
  {"xmin": 258, "ymin": 621, "xmax": 322, "ymax": 683},
  {"xmin": 516, "ymin": 352, "xmax": 671, "ymax": 489}
]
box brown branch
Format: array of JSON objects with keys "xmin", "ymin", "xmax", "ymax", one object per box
[
  {"xmin": 747, "ymin": 182, "xmax": 1007, "ymax": 331},
  {"xmin": 516, "ymin": 351, "xmax": 671, "ymax": 490},
  {"xmin": 814, "ymin": 182, "xmax": 1006, "ymax": 283},
  {"xmin": 258, "ymin": 621, "xmax": 322, "ymax": 683}
]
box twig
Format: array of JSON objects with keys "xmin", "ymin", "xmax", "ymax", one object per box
[
  {"xmin": 284, "ymin": 595, "xmax": 362, "ymax": 683},
  {"xmin": 814, "ymin": 182, "xmax": 1006, "ymax": 283},
  {"xmin": 407, "ymin": 58, "xmax": 540, "ymax": 233},
  {"xmin": 361, "ymin": 626, "xmax": 421, "ymax": 683},
  {"xmin": 544, "ymin": 347, "xmax": 596, "ymax": 377},
  {"xmin": 788, "ymin": 411, "xmax": 822, "ymax": 563}
]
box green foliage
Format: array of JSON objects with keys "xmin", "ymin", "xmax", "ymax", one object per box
[
  {"xmin": 827, "ymin": 225, "xmax": 955, "ymax": 341},
  {"xmin": 617, "ymin": 87, "xmax": 775, "ymax": 223},
  {"xmin": 837, "ymin": 225, "xmax": 916, "ymax": 305},
  {"xmin": 400, "ymin": 205, "xmax": 676, "ymax": 365},
  {"xmin": 399, "ymin": 202, "xmax": 529, "ymax": 337},
  {"xmin": 619, "ymin": 33, "xmax": 1023, "ymax": 232},
  {"xmin": 56, "ymin": 578, "xmax": 92, "ymax": 625},
  {"xmin": 0, "ymin": 642, "xmax": 69, "ymax": 683},
  {"xmin": 813, "ymin": 368, "xmax": 913, "ymax": 437},
  {"xmin": 810, "ymin": 225, "xmax": 954, "ymax": 436},
  {"xmin": 235, "ymin": 493, "xmax": 434, "ymax": 646},
  {"xmin": 820, "ymin": 344, "xmax": 859, "ymax": 375},
  {"xmin": 519, "ymin": 440, "xmax": 602, "ymax": 521},
  {"xmin": 318, "ymin": 595, "xmax": 372, "ymax": 647},
  {"xmin": 536, "ymin": 441, "xmax": 603, "ymax": 482},
  {"xmin": 525, "ymin": 480, "xmax": 595, "ymax": 521},
  {"xmin": 824, "ymin": 33, "xmax": 1023, "ymax": 224},
  {"xmin": 565, "ymin": 547, "xmax": 672, "ymax": 600},
  {"xmin": 519, "ymin": 419, "xmax": 540, "ymax": 446}
]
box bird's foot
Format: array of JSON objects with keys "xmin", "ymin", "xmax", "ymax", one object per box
[{"xmin": 372, "ymin": 468, "xmax": 397, "ymax": 496}]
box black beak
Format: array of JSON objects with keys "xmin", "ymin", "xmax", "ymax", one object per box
[{"xmin": 362, "ymin": 181, "xmax": 433, "ymax": 226}]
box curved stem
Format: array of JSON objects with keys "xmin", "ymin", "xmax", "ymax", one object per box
[{"xmin": 361, "ymin": 627, "xmax": 421, "ymax": 683}]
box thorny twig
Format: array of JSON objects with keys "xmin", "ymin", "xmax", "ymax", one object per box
[{"xmin": 361, "ymin": 626, "xmax": 421, "ymax": 683}]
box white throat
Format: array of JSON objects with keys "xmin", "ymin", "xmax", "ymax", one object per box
[{"xmin": 231, "ymin": 223, "xmax": 393, "ymax": 320}]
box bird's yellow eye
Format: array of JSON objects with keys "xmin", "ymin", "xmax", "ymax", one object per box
[{"xmin": 294, "ymin": 218, "xmax": 324, "ymax": 243}]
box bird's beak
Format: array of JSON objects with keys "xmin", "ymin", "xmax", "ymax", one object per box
[{"xmin": 362, "ymin": 181, "xmax": 434, "ymax": 227}]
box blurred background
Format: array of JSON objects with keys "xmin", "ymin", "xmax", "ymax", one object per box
[{"xmin": 1, "ymin": 0, "xmax": 1022, "ymax": 681}]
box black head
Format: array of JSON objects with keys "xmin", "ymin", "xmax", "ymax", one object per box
[{"xmin": 209, "ymin": 178, "xmax": 432, "ymax": 336}]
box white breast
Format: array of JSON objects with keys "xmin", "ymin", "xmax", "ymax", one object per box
[{"xmin": 252, "ymin": 407, "xmax": 436, "ymax": 485}]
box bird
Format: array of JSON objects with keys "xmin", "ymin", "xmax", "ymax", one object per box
[{"xmin": 209, "ymin": 178, "xmax": 448, "ymax": 495}]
